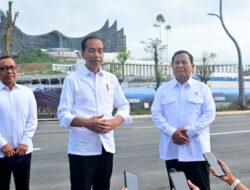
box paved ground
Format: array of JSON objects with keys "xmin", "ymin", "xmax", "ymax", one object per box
[{"xmin": 9, "ymin": 112, "xmax": 250, "ymax": 190}]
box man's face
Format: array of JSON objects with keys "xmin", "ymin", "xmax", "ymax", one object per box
[
  {"xmin": 172, "ymin": 53, "xmax": 194, "ymax": 84},
  {"xmin": 81, "ymin": 38, "xmax": 104, "ymax": 74},
  {"xmin": 0, "ymin": 58, "xmax": 17, "ymax": 88}
]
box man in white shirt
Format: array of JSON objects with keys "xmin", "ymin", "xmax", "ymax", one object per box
[
  {"xmin": 0, "ymin": 56, "xmax": 37, "ymax": 190},
  {"xmin": 151, "ymin": 50, "xmax": 216, "ymax": 190},
  {"xmin": 57, "ymin": 36, "xmax": 131, "ymax": 190}
]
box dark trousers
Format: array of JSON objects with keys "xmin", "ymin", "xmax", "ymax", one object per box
[
  {"xmin": 0, "ymin": 153, "xmax": 32, "ymax": 190},
  {"xmin": 68, "ymin": 147, "xmax": 113, "ymax": 190},
  {"xmin": 165, "ymin": 159, "xmax": 210, "ymax": 190}
]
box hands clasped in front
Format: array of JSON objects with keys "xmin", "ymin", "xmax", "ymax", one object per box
[
  {"xmin": 85, "ymin": 115, "xmax": 114, "ymax": 134},
  {"xmin": 1, "ymin": 143, "xmax": 28, "ymax": 157},
  {"xmin": 172, "ymin": 128, "xmax": 190, "ymax": 145}
]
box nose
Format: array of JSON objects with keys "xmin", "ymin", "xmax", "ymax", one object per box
[
  {"xmin": 6, "ymin": 68, "xmax": 12, "ymax": 73},
  {"xmin": 176, "ymin": 63, "xmax": 184, "ymax": 67}
]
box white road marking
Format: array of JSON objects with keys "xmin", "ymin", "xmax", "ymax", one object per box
[
  {"xmin": 33, "ymin": 148, "xmax": 42, "ymax": 151},
  {"xmin": 211, "ymin": 130, "xmax": 250, "ymax": 136},
  {"xmin": 131, "ymin": 127, "xmax": 250, "ymax": 136},
  {"xmin": 133, "ymin": 126, "xmax": 154, "ymax": 129}
]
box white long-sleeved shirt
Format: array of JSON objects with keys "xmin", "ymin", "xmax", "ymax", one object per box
[
  {"xmin": 0, "ymin": 82, "xmax": 38, "ymax": 158},
  {"xmin": 57, "ymin": 65, "xmax": 131, "ymax": 155},
  {"xmin": 151, "ymin": 78, "xmax": 216, "ymax": 161}
]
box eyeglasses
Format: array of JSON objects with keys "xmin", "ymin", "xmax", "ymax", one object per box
[
  {"xmin": 0, "ymin": 66, "xmax": 17, "ymax": 72},
  {"xmin": 173, "ymin": 61, "xmax": 189, "ymax": 65}
]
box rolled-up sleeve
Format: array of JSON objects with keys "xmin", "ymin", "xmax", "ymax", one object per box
[
  {"xmin": 113, "ymin": 78, "xmax": 132, "ymax": 125},
  {"xmin": 57, "ymin": 77, "xmax": 76, "ymax": 129},
  {"xmin": 151, "ymin": 87, "xmax": 176, "ymax": 137},
  {"xmin": 20, "ymin": 90, "xmax": 38, "ymax": 145}
]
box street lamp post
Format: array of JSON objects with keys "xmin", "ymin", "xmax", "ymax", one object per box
[{"xmin": 208, "ymin": 0, "xmax": 246, "ymax": 109}]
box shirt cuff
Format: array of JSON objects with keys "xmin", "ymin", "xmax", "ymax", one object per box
[
  {"xmin": 0, "ymin": 138, "xmax": 8, "ymax": 149},
  {"xmin": 60, "ymin": 114, "xmax": 76, "ymax": 128},
  {"xmin": 162, "ymin": 126, "xmax": 176, "ymax": 137},
  {"xmin": 186, "ymin": 126, "xmax": 195, "ymax": 138},
  {"xmin": 20, "ymin": 137, "xmax": 31, "ymax": 146},
  {"xmin": 115, "ymin": 113, "xmax": 132, "ymax": 125}
]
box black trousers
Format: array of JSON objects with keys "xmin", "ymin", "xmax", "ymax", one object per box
[
  {"xmin": 165, "ymin": 159, "xmax": 210, "ymax": 190},
  {"xmin": 0, "ymin": 153, "xmax": 32, "ymax": 190},
  {"xmin": 68, "ymin": 147, "xmax": 113, "ymax": 190}
]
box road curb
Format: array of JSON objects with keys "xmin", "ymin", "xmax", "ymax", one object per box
[{"xmin": 38, "ymin": 110, "xmax": 250, "ymax": 122}]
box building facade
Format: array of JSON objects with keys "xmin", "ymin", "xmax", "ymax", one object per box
[{"xmin": 0, "ymin": 9, "xmax": 126, "ymax": 56}]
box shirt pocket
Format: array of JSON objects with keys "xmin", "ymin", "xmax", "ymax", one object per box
[
  {"xmin": 161, "ymin": 97, "xmax": 178, "ymax": 117},
  {"xmin": 187, "ymin": 96, "xmax": 204, "ymax": 114},
  {"xmin": 102, "ymin": 84, "xmax": 114, "ymax": 102}
]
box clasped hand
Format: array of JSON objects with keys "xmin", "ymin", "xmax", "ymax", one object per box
[
  {"xmin": 172, "ymin": 128, "xmax": 190, "ymax": 145},
  {"xmin": 86, "ymin": 115, "xmax": 114, "ymax": 134},
  {"xmin": 1, "ymin": 143, "xmax": 28, "ymax": 157}
]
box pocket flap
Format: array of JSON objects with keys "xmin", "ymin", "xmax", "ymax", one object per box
[
  {"xmin": 162, "ymin": 97, "xmax": 176, "ymax": 104},
  {"xmin": 188, "ymin": 97, "xmax": 203, "ymax": 103}
]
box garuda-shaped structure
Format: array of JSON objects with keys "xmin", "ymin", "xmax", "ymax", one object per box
[{"xmin": 0, "ymin": 10, "xmax": 126, "ymax": 56}]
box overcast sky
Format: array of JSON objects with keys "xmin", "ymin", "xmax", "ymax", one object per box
[{"xmin": 1, "ymin": 0, "xmax": 250, "ymax": 65}]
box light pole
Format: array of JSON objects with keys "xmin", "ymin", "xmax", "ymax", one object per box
[{"xmin": 207, "ymin": 0, "xmax": 246, "ymax": 109}]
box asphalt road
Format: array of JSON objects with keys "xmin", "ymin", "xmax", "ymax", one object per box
[{"xmin": 10, "ymin": 112, "xmax": 250, "ymax": 190}]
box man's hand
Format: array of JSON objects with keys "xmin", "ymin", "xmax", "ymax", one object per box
[
  {"xmin": 210, "ymin": 159, "xmax": 236, "ymax": 184},
  {"xmin": 1, "ymin": 144, "xmax": 15, "ymax": 157},
  {"xmin": 172, "ymin": 180, "xmax": 200, "ymax": 190},
  {"xmin": 71, "ymin": 115, "xmax": 124, "ymax": 134},
  {"xmin": 16, "ymin": 144, "xmax": 28, "ymax": 156},
  {"xmin": 84, "ymin": 115, "xmax": 113, "ymax": 134},
  {"xmin": 187, "ymin": 180, "xmax": 200, "ymax": 190},
  {"xmin": 172, "ymin": 128, "xmax": 190, "ymax": 145}
]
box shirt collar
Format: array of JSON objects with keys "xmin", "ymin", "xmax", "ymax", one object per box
[
  {"xmin": 0, "ymin": 81, "xmax": 4, "ymax": 90},
  {"xmin": 81, "ymin": 65, "xmax": 104, "ymax": 77},
  {"xmin": 173, "ymin": 77, "xmax": 193, "ymax": 88},
  {"xmin": 0, "ymin": 81, "xmax": 20, "ymax": 90}
]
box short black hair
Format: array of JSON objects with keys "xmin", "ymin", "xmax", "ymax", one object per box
[
  {"xmin": 172, "ymin": 50, "xmax": 193, "ymax": 63},
  {"xmin": 0, "ymin": 55, "xmax": 11, "ymax": 61},
  {"xmin": 81, "ymin": 36, "xmax": 104, "ymax": 52}
]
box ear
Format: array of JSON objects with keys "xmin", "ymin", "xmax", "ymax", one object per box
[
  {"xmin": 81, "ymin": 51, "xmax": 85, "ymax": 59},
  {"xmin": 191, "ymin": 62, "xmax": 195, "ymax": 70}
]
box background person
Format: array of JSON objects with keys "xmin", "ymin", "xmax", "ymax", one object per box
[
  {"xmin": 0, "ymin": 55, "xmax": 38, "ymax": 190},
  {"xmin": 151, "ymin": 50, "xmax": 216, "ymax": 190},
  {"xmin": 57, "ymin": 36, "xmax": 131, "ymax": 190}
]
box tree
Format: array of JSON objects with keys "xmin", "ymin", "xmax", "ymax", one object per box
[
  {"xmin": 141, "ymin": 38, "xmax": 167, "ymax": 90},
  {"xmin": 195, "ymin": 52, "xmax": 217, "ymax": 84},
  {"xmin": 153, "ymin": 14, "xmax": 165, "ymax": 41},
  {"xmin": 164, "ymin": 25, "xmax": 171, "ymax": 61},
  {"xmin": 108, "ymin": 60, "xmax": 122, "ymax": 80},
  {"xmin": 153, "ymin": 14, "xmax": 171, "ymax": 61},
  {"xmin": 4, "ymin": 0, "xmax": 19, "ymax": 55},
  {"xmin": 117, "ymin": 46, "xmax": 130, "ymax": 83}
]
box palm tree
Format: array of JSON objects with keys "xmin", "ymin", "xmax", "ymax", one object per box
[
  {"xmin": 196, "ymin": 53, "xmax": 216, "ymax": 84},
  {"xmin": 4, "ymin": 0, "xmax": 19, "ymax": 55},
  {"xmin": 141, "ymin": 38, "xmax": 167, "ymax": 90},
  {"xmin": 117, "ymin": 46, "xmax": 130, "ymax": 83},
  {"xmin": 153, "ymin": 14, "xmax": 165, "ymax": 41}
]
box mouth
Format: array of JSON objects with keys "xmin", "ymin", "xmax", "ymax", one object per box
[
  {"xmin": 6, "ymin": 75, "xmax": 14, "ymax": 79},
  {"xmin": 92, "ymin": 60, "xmax": 101, "ymax": 64}
]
